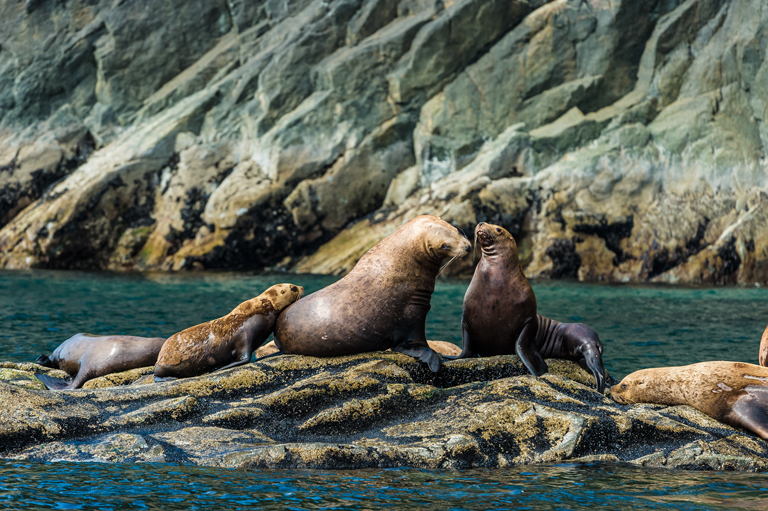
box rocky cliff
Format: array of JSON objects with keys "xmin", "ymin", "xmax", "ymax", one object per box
[{"xmin": 1, "ymin": 0, "xmax": 767, "ymax": 284}]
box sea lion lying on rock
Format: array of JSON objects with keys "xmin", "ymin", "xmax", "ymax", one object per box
[
  {"xmin": 154, "ymin": 284, "xmax": 303, "ymax": 381},
  {"xmin": 452, "ymin": 222, "xmax": 606, "ymax": 392},
  {"xmin": 274, "ymin": 215, "xmax": 471, "ymax": 372},
  {"xmin": 611, "ymin": 362, "xmax": 768, "ymax": 440},
  {"xmin": 35, "ymin": 334, "xmax": 167, "ymax": 390}
]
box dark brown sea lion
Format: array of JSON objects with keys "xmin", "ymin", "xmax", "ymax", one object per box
[
  {"xmin": 273, "ymin": 215, "xmax": 471, "ymax": 372},
  {"xmin": 34, "ymin": 334, "xmax": 167, "ymax": 390},
  {"xmin": 154, "ymin": 283, "xmax": 303, "ymax": 381},
  {"xmin": 452, "ymin": 222, "xmax": 607, "ymax": 392},
  {"xmin": 611, "ymin": 362, "xmax": 768, "ymax": 440},
  {"xmin": 536, "ymin": 315, "xmax": 606, "ymax": 393},
  {"xmin": 452, "ymin": 222, "xmax": 545, "ymax": 376},
  {"xmin": 760, "ymin": 325, "xmax": 768, "ymax": 366}
]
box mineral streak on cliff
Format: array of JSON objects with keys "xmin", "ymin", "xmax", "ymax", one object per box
[{"xmin": 0, "ymin": 0, "xmax": 766, "ymax": 284}]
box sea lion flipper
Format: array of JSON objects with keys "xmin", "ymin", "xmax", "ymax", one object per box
[
  {"xmin": 515, "ymin": 321, "xmax": 547, "ymax": 377},
  {"xmin": 35, "ymin": 355, "xmax": 55, "ymax": 368},
  {"xmin": 35, "ymin": 373, "xmax": 74, "ymax": 391},
  {"xmin": 578, "ymin": 348, "xmax": 607, "ymax": 393},
  {"xmin": 445, "ymin": 319, "xmax": 477, "ymax": 360},
  {"xmin": 728, "ymin": 387, "xmax": 768, "ymax": 440},
  {"xmin": 392, "ymin": 344, "xmax": 442, "ymax": 372}
]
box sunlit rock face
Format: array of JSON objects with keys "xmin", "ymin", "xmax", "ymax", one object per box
[
  {"xmin": 1, "ymin": 0, "xmax": 767, "ymax": 283},
  {"xmin": 1, "ymin": 355, "xmax": 767, "ymax": 471}
]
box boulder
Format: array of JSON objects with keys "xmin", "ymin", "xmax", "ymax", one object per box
[{"xmin": 1, "ymin": 354, "xmax": 765, "ymax": 471}]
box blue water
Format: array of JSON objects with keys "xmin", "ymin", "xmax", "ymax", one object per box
[{"xmin": 1, "ymin": 270, "xmax": 768, "ymax": 509}]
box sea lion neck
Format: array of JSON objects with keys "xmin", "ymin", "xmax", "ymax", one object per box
[{"xmin": 479, "ymin": 240, "xmax": 519, "ymax": 266}]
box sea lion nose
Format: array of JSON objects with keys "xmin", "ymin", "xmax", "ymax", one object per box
[{"xmin": 464, "ymin": 244, "xmax": 471, "ymax": 252}]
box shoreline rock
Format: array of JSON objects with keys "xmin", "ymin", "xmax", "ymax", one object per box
[{"xmin": 1, "ymin": 353, "xmax": 765, "ymax": 471}]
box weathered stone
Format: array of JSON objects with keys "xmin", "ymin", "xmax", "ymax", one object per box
[{"xmin": 1, "ymin": 353, "xmax": 766, "ymax": 471}]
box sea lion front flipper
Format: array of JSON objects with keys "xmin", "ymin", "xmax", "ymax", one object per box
[
  {"xmin": 35, "ymin": 355, "xmax": 56, "ymax": 368},
  {"xmin": 444, "ymin": 318, "xmax": 477, "ymax": 360},
  {"xmin": 35, "ymin": 373, "xmax": 74, "ymax": 391},
  {"xmin": 392, "ymin": 344, "xmax": 442, "ymax": 372},
  {"xmin": 578, "ymin": 347, "xmax": 607, "ymax": 393},
  {"xmin": 515, "ymin": 320, "xmax": 547, "ymax": 377},
  {"xmin": 727, "ymin": 386, "xmax": 768, "ymax": 440}
]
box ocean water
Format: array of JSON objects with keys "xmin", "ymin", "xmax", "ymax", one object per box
[{"xmin": 1, "ymin": 270, "xmax": 767, "ymax": 509}]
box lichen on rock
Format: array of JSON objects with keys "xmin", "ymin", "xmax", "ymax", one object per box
[{"xmin": 1, "ymin": 352, "xmax": 765, "ymax": 471}]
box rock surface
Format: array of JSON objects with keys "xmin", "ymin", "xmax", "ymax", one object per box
[
  {"xmin": 1, "ymin": 0, "xmax": 768, "ymax": 284},
  {"xmin": 1, "ymin": 354, "xmax": 766, "ymax": 471}
]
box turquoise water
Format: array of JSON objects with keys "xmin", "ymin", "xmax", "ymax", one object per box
[{"xmin": 1, "ymin": 270, "xmax": 768, "ymax": 509}]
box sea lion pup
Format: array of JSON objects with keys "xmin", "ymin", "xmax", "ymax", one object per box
[
  {"xmin": 273, "ymin": 215, "xmax": 471, "ymax": 372},
  {"xmin": 536, "ymin": 315, "xmax": 606, "ymax": 393},
  {"xmin": 34, "ymin": 334, "xmax": 167, "ymax": 390},
  {"xmin": 450, "ymin": 222, "xmax": 547, "ymax": 378},
  {"xmin": 760, "ymin": 325, "xmax": 768, "ymax": 366},
  {"xmin": 154, "ymin": 283, "xmax": 304, "ymax": 381},
  {"xmin": 611, "ymin": 362, "xmax": 768, "ymax": 440}
]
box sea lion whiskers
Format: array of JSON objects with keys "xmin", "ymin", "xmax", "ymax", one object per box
[{"xmin": 437, "ymin": 254, "xmax": 459, "ymax": 277}]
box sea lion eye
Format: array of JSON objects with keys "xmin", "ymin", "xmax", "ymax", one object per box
[
  {"xmin": 495, "ymin": 228, "xmax": 501, "ymax": 233},
  {"xmin": 621, "ymin": 384, "xmax": 627, "ymax": 389},
  {"xmin": 441, "ymin": 244, "xmax": 449, "ymax": 250}
]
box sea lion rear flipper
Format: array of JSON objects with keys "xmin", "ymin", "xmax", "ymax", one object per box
[
  {"xmin": 728, "ymin": 387, "xmax": 768, "ymax": 440},
  {"xmin": 35, "ymin": 355, "xmax": 55, "ymax": 368},
  {"xmin": 35, "ymin": 373, "xmax": 74, "ymax": 391},
  {"xmin": 392, "ymin": 344, "xmax": 442, "ymax": 372},
  {"xmin": 515, "ymin": 321, "xmax": 548, "ymax": 377}
]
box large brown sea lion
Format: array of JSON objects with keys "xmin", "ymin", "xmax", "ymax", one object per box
[
  {"xmin": 760, "ymin": 325, "xmax": 768, "ymax": 366},
  {"xmin": 273, "ymin": 215, "xmax": 471, "ymax": 371},
  {"xmin": 35, "ymin": 334, "xmax": 167, "ymax": 390},
  {"xmin": 154, "ymin": 283, "xmax": 303, "ymax": 381},
  {"xmin": 611, "ymin": 362, "xmax": 768, "ymax": 440},
  {"xmin": 452, "ymin": 222, "xmax": 607, "ymax": 392}
]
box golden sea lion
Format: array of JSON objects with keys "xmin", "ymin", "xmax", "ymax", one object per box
[
  {"xmin": 154, "ymin": 283, "xmax": 303, "ymax": 380},
  {"xmin": 611, "ymin": 361, "xmax": 768, "ymax": 440}
]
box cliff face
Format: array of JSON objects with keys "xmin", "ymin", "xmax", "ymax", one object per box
[{"xmin": 0, "ymin": 0, "xmax": 766, "ymax": 283}]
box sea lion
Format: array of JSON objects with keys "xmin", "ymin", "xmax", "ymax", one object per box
[
  {"xmin": 273, "ymin": 215, "xmax": 471, "ymax": 372},
  {"xmin": 760, "ymin": 325, "xmax": 768, "ymax": 366},
  {"xmin": 536, "ymin": 315, "xmax": 606, "ymax": 393},
  {"xmin": 34, "ymin": 334, "xmax": 167, "ymax": 390},
  {"xmin": 255, "ymin": 339, "xmax": 462, "ymax": 358},
  {"xmin": 452, "ymin": 222, "xmax": 607, "ymax": 392},
  {"xmin": 611, "ymin": 362, "xmax": 768, "ymax": 440},
  {"xmin": 154, "ymin": 283, "xmax": 303, "ymax": 381}
]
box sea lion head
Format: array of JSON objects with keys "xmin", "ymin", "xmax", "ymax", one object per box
[
  {"xmin": 407, "ymin": 215, "xmax": 471, "ymax": 262},
  {"xmin": 610, "ymin": 369, "xmax": 654, "ymax": 405},
  {"xmin": 475, "ymin": 222, "xmax": 519, "ymax": 262},
  {"xmin": 263, "ymin": 283, "xmax": 305, "ymax": 311}
]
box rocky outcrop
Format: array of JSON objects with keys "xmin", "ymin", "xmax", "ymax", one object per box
[
  {"xmin": 1, "ymin": 354, "xmax": 766, "ymax": 471},
  {"xmin": 1, "ymin": 0, "xmax": 767, "ymax": 283}
]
